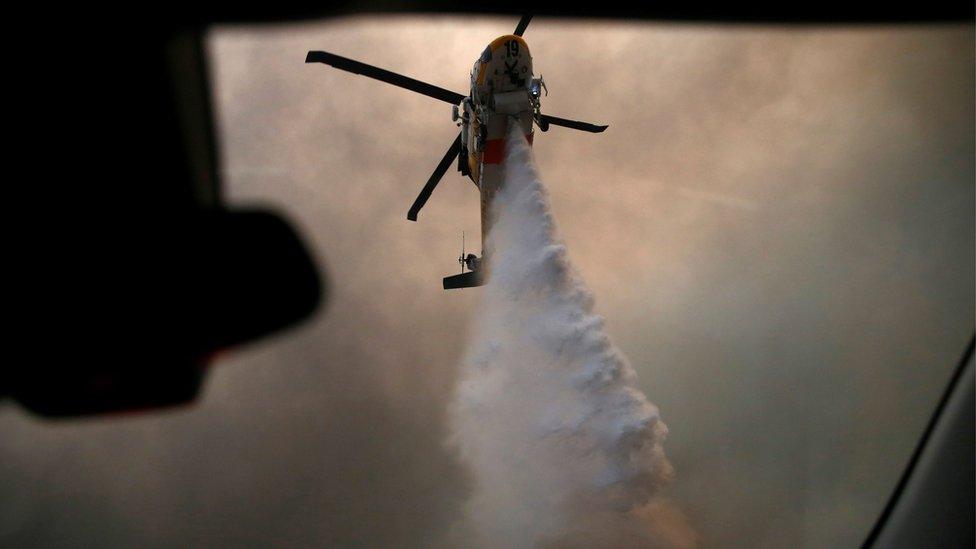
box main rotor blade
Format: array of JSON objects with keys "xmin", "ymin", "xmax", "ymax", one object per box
[
  {"xmin": 539, "ymin": 114, "xmax": 609, "ymax": 133},
  {"xmin": 514, "ymin": 15, "xmax": 532, "ymax": 36},
  {"xmin": 408, "ymin": 133, "xmax": 463, "ymax": 221},
  {"xmin": 306, "ymin": 51, "xmax": 466, "ymax": 105}
]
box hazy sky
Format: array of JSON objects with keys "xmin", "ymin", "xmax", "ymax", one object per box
[{"xmin": 1, "ymin": 16, "xmax": 972, "ymax": 548}]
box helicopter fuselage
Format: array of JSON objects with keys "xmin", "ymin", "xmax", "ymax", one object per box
[{"xmin": 455, "ymin": 34, "xmax": 541, "ymax": 262}]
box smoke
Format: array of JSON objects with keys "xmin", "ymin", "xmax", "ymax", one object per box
[{"xmin": 449, "ymin": 124, "xmax": 697, "ymax": 548}]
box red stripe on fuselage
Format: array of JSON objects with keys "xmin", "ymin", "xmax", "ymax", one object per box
[{"xmin": 483, "ymin": 133, "xmax": 534, "ymax": 165}]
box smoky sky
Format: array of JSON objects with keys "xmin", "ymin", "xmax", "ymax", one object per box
[{"xmin": 1, "ymin": 16, "xmax": 972, "ymax": 548}]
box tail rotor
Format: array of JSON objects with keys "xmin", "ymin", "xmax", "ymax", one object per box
[{"xmin": 458, "ymin": 231, "xmax": 466, "ymax": 274}]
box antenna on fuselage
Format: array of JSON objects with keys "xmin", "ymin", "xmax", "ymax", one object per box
[{"xmin": 514, "ymin": 15, "xmax": 532, "ymax": 36}]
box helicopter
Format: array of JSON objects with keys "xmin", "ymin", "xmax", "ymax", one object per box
[{"xmin": 306, "ymin": 15, "xmax": 607, "ymax": 289}]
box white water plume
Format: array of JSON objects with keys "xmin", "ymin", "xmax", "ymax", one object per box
[{"xmin": 449, "ymin": 124, "xmax": 696, "ymax": 548}]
